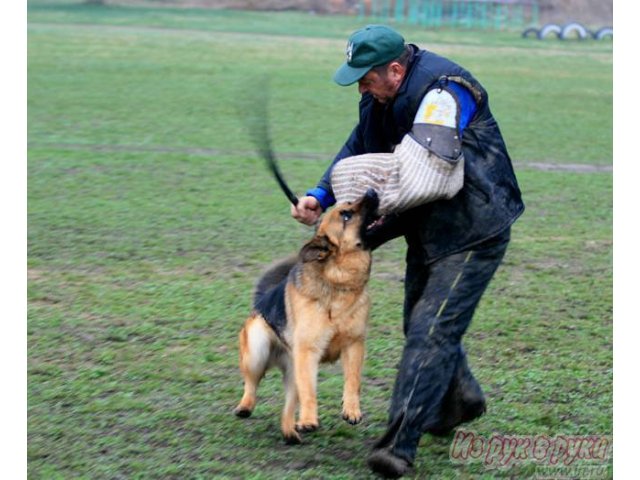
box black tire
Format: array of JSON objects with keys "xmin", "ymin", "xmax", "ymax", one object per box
[
  {"xmin": 594, "ymin": 27, "xmax": 613, "ymax": 40},
  {"xmin": 560, "ymin": 22, "xmax": 589, "ymax": 40},
  {"xmin": 537, "ymin": 23, "xmax": 561, "ymax": 40},
  {"xmin": 522, "ymin": 27, "xmax": 539, "ymax": 39}
]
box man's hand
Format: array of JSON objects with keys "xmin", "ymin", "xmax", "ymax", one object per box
[{"xmin": 291, "ymin": 196, "xmax": 322, "ymax": 226}]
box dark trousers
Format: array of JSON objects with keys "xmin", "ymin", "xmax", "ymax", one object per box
[{"xmin": 375, "ymin": 228, "xmax": 511, "ymax": 463}]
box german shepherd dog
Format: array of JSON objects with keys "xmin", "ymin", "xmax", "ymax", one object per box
[{"xmin": 234, "ymin": 190, "xmax": 380, "ymax": 444}]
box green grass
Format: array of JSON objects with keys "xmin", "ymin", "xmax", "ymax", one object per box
[
  {"xmin": 28, "ymin": 1, "xmax": 612, "ymax": 163},
  {"xmin": 28, "ymin": 3, "xmax": 612, "ymax": 479}
]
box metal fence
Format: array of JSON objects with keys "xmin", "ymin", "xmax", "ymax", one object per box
[{"xmin": 357, "ymin": 0, "xmax": 539, "ymax": 30}]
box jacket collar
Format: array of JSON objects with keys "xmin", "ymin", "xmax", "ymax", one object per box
[{"xmin": 394, "ymin": 44, "xmax": 420, "ymax": 99}]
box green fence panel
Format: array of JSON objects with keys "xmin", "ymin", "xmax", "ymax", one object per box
[
  {"xmin": 358, "ymin": 0, "xmax": 539, "ymax": 30},
  {"xmin": 394, "ymin": 0, "xmax": 404, "ymax": 21}
]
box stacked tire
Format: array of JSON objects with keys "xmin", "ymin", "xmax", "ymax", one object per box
[
  {"xmin": 560, "ymin": 22, "xmax": 589, "ymax": 40},
  {"xmin": 522, "ymin": 23, "xmax": 613, "ymax": 41},
  {"xmin": 593, "ymin": 27, "xmax": 613, "ymax": 40}
]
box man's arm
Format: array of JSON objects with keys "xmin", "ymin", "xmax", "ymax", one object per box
[
  {"xmin": 316, "ymin": 125, "xmax": 366, "ymax": 195},
  {"xmin": 291, "ymin": 123, "xmax": 366, "ymax": 224}
]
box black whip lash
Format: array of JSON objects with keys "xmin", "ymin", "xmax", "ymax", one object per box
[{"xmin": 243, "ymin": 80, "xmax": 299, "ymax": 206}]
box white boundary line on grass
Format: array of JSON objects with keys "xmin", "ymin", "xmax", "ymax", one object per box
[{"xmin": 27, "ymin": 142, "xmax": 613, "ymax": 173}]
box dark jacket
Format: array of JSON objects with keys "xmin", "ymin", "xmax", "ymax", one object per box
[{"xmin": 318, "ymin": 45, "xmax": 524, "ymax": 264}]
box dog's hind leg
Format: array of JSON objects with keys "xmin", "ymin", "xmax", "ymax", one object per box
[{"xmin": 234, "ymin": 315, "xmax": 273, "ymax": 418}]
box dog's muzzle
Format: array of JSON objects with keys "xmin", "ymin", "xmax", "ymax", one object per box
[{"xmin": 359, "ymin": 189, "xmax": 382, "ymax": 248}]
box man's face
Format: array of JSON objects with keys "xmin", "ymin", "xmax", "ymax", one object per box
[{"xmin": 357, "ymin": 64, "xmax": 403, "ymax": 104}]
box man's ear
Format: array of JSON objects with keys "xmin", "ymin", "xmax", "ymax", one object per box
[
  {"xmin": 300, "ymin": 235, "xmax": 334, "ymax": 263},
  {"xmin": 388, "ymin": 61, "xmax": 406, "ymax": 82}
]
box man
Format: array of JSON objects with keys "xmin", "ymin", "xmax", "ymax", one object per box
[{"xmin": 291, "ymin": 25, "xmax": 524, "ymax": 478}]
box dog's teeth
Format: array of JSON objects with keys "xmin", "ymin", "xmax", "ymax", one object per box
[{"xmin": 367, "ymin": 217, "xmax": 386, "ymax": 230}]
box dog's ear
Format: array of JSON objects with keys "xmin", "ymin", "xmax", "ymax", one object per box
[{"xmin": 300, "ymin": 235, "xmax": 334, "ymax": 263}]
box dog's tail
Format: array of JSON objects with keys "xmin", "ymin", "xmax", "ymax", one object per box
[{"xmin": 253, "ymin": 256, "xmax": 298, "ymax": 306}]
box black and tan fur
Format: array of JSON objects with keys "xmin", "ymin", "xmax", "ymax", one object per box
[{"xmin": 234, "ymin": 190, "xmax": 379, "ymax": 444}]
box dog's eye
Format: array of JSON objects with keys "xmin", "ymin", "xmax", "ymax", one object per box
[{"xmin": 340, "ymin": 210, "xmax": 354, "ymax": 222}]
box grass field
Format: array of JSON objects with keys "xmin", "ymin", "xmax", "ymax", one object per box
[{"xmin": 28, "ymin": 2, "xmax": 613, "ymax": 478}]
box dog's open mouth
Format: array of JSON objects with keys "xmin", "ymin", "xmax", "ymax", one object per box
[
  {"xmin": 359, "ymin": 189, "xmax": 386, "ymax": 247},
  {"xmin": 366, "ymin": 216, "xmax": 386, "ymax": 231}
]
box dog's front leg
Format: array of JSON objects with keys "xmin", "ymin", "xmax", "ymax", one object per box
[
  {"xmin": 293, "ymin": 339, "xmax": 324, "ymax": 433},
  {"xmin": 341, "ymin": 339, "xmax": 364, "ymax": 424}
]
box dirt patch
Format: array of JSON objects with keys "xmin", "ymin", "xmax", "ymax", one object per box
[
  {"xmin": 111, "ymin": 0, "xmax": 359, "ymax": 14},
  {"xmin": 110, "ymin": 0, "xmax": 612, "ymax": 25},
  {"xmin": 536, "ymin": 0, "xmax": 612, "ymax": 26}
]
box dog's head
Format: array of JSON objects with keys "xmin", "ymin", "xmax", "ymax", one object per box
[{"xmin": 300, "ymin": 189, "xmax": 380, "ymax": 263}]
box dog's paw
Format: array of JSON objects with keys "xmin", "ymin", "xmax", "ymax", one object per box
[
  {"xmin": 342, "ymin": 411, "xmax": 363, "ymax": 425},
  {"xmin": 295, "ymin": 422, "xmax": 320, "ymax": 434},
  {"xmin": 233, "ymin": 406, "xmax": 253, "ymax": 418},
  {"xmin": 283, "ymin": 430, "xmax": 303, "ymax": 445},
  {"xmin": 342, "ymin": 405, "xmax": 363, "ymax": 425}
]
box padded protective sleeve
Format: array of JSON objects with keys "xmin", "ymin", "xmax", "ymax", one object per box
[{"xmin": 409, "ymin": 82, "xmax": 476, "ymax": 162}]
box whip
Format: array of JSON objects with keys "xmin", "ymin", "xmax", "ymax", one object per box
[{"xmin": 243, "ymin": 79, "xmax": 299, "ymax": 206}]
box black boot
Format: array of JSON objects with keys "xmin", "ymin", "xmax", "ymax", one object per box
[
  {"xmin": 367, "ymin": 449, "xmax": 412, "ymax": 479},
  {"xmin": 427, "ymin": 358, "xmax": 486, "ymax": 437},
  {"xmin": 367, "ymin": 413, "xmax": 414, "ymax": 478}
]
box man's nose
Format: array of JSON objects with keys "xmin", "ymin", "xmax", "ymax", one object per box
[{"xmin": 358, "ymin": 81, "xmax": 368, "ymax": 95}]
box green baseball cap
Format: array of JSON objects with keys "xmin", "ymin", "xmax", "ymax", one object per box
[{"xmin": 333, "ymin": 25, "xmax": 405, "ymax": 86}]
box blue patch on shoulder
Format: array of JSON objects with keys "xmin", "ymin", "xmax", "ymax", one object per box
[{"xmin": 447, "ymin": 82, "xmax": 477, "ymax": 133}]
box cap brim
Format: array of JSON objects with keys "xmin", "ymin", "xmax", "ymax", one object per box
[{"xmin": 333, "ymin": 62, "xmax": 372, "ymax": 86}]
